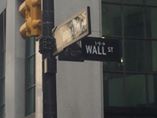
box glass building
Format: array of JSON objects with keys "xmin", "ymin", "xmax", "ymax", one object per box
[{"xmin": 102, "ymin": 0, "xmax": 157, "ymax": 117}]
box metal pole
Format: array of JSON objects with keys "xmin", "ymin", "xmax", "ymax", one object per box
[{"xmin": 39, "ymin": 0, "xmax": 57, "ymax": 117}]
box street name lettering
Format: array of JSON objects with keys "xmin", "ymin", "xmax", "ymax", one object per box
[
  {"xmin": 81, "ymin": 37, "xmax": 122, "ymax": 62},
  {"xmin": 86, "ymin": 45, "xmax": 106, "ymax": 55}
]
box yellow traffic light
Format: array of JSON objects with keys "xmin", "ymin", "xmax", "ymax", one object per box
[{"xmin": 19, "ymin": 0, "xmax": 41, "ymax": 38}]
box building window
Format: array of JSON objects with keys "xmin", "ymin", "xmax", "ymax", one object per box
[
  {"xmin": 25, "ymin": 38, "xmax": 35, "ymax": 116},
  {"xmin": 102, "ymin": 0, "xmax": 157, "ymax": 117},
  {"xmin": 0, "ymin": 11, "xmax": 6, "ymax": 118}
]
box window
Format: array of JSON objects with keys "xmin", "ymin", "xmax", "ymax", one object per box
[
  {"xmin": 25, "ymin": 38, "xmax": 35, "ymax": 116},
  {"xmin": 102, "ymin": 0, "xmax": 157, "ymax": 117},
  {"xmin": 0, "ymin": 11, "xmax": 6, "ymax": 118}
]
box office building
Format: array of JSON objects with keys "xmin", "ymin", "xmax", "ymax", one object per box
[{"xmin": 0, "ymin": 0, "xmax": 157, "ymax": 118}]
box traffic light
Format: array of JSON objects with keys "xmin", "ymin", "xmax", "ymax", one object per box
[{"xmin": 19, "ymin": 0, "xmax": 41, "ymax": 38}]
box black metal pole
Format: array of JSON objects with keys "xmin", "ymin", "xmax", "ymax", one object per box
[{"xmin": 39, "ymin": 0, "xmax": 57, "ymax": 117}]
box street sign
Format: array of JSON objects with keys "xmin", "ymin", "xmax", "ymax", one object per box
[
  {"xmin": 81, "ymin": 37, "xmax": 122, "ymax": 62},
  {"xmin": 53, "ymin": 7, "xmax": 91, "ymax": 55},
  {"xmin": 58, "ymin": 42, "xmax": 84, "ymax": 62}
]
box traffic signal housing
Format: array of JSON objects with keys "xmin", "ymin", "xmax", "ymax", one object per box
[{"xmin": 19, "ymin": 0, "xmax": 41, "ymax": 38}]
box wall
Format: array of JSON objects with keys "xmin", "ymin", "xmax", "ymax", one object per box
[
  {"xmin": 5, "ymin": 0, "xmax": 25, "ymax": 118},
  {"xmin": 54, "ymin": 0, "xmax": 104, "ymax": 118}
]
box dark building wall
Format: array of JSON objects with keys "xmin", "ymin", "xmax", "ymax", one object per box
[{"xmin": 102, "ymin": 0, "xmax": 157, "ymax": 117}]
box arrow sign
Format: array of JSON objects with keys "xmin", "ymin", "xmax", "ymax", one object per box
[{"xmin": 81, "ymin": 37, "xmax": 122, "ymax": 62}]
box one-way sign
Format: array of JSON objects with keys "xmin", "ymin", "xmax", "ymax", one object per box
[{"xmin": 81, "ymin": 37, "xmax": 122, "ymax": 62}]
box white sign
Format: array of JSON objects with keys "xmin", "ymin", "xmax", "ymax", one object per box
[{"xmin": 53, "ymin": 7, "xmax": 91, "ymax": 55}]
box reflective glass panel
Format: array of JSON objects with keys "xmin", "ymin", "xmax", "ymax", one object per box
[
  {"xmin": 102, "ymin": 0, "xmax": 122, "ymax": 3},
  {"xmin": 25, "ymin": 88, "xmax": 35, "ymax": 115},
  {"xmin": 146, "ymin": 7, "xmax": 157, "ymax": 39},
  {"xmin": 26, "ymin": 57, "xmax": 35, "ymax": 87},
  {"xmin": 122, "ymin": 0, "xmax": 143, "ymax": 4},
  {"xmin": 124, "ymin": 40, "xmax": 157, "ymax": 72},
  {"xmin": 26, "ymin": 38, "xmax": 35, "ymax": 58},
  {"xmin": 0, "ymin": 106, "xmax": 4, "ymax": 118},
  {"xmin": 152, "ymin": 41, "xmax": 157, "ymax": 71},
  {"xmin": 25, "ymin": 39, "xmax": 35, "ymax": 116},
  {"xmin": 124, "ymin": 39, "xmax": 145, "ymax": 72},
  {"xmin": 0, "ymin": 11, "xmax": 5, "ymax": 118},
  {"xmin": 146, "ymin": 0, "xmax": 157, "ymax": 6},
  {"xmin": 124, "ymin": 6, "xmax": 145, "ymax": 38},
  {"xmin": 0, "ymin": 79, "xmax": 4, "ymax": 106},
  {"xmin": 102, "ymin": 4, "xmax": 122, "ymax": 37},
  {"xmin": 104, "ymin": 74, "xmax": 157, "ymax": 107},
  {"xmin": 103, "ymin": 61, "xmax": 124, "ymax": 72}
]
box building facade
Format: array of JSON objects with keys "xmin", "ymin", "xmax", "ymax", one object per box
[
  {"xmin": 102, "ymin": 0, "xmax": 157, "ymax": 117},
  {"xmin": 1, "ymin": 0, "xmax": 157, "ymax": 118}
]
